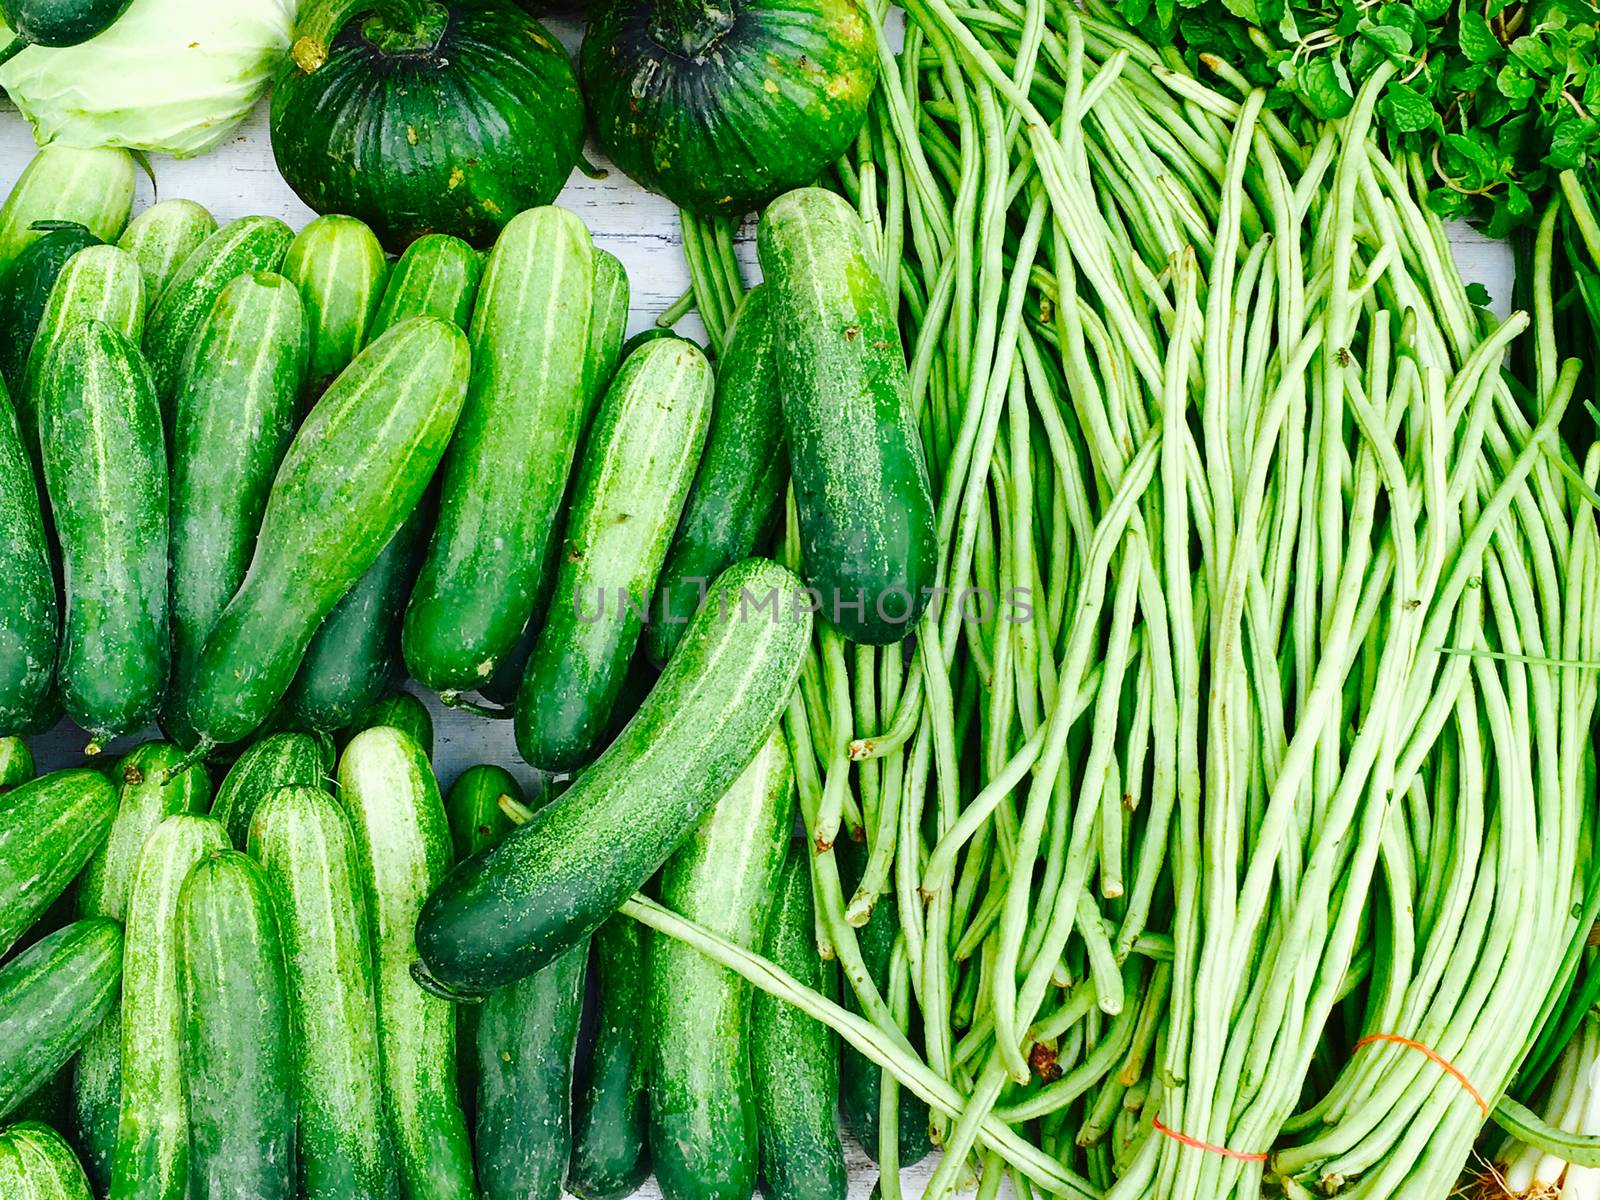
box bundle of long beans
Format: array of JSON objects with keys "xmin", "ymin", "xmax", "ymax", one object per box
[{"xmin": 654, "ymin": 3, "xmax": 1600, "ymax": 1197}]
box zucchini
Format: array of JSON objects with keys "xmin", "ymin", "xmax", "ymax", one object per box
[
  {"xmin": 175, "ymin": 850, "xmax": 295, "ymax": 1200},
  {"xmin": 109, "ymin": 814, "xmax": 228, "ymax": 1200},
  {"xmin": 184, "ymin": 317, "xmax": 471, "ymax": 749},
  {"xmin": 756, "ymin": 188, "xmax": 938, "ymax": 645},
  {"xmin": 569, "ymin": 916, "xmax": 652, "ymax": 1200},
  {"xmin": 0, "ymin": 220, "xmax": 99, "ymax": 395},
  {"xmin": 0, "ymin": 738, "xmax": 32, "ymax": 793},
  {"xmin": 515, "ymin": 336, "xmax": 713, "ymax": 771},
  {"xmin": 283, "ymin": 215, "xmax": 390, "ymax": 398},
  {"xmin": 0, "ymin": 768, "xmax": 117, "ymax": 957},
  {"xmin": 164, "ymin": 271, "xmax": 309, "ymax": 748},
  {"xmin": 415, "ymin": 556, "xmax": 812, "ymax": 994},
  {"xmin": 344, "ymin": 690, "xmax": 434, "ymax": 759},
  {"xmin": 0, "ymin": 1122, "xmax": 94, "ymax": 1200},
  {"xmin": 403, "ymin": 207, "xmax": 594, "ymax": 691},
  {"xmin": 751, "ymin": 853, "xmax": 846, "ymax": 1200},
  {"xmin": 0, "ymin": 146, "xmax": 134, "ymax": 268},
  {"xmin": 38, "ymin": 320, "xmax": 167, "ymax": 749},
  {"xmin": 0, "ymin": 918, "xmax": 122, "ymax": 1122},
  {"xmin": 208, "ymin": 730, "xmax": 334, "ymax": 849},
  {"xmin": 649, "ymin": 732, "xmax": 794, "ymax": 1200},
  {"xmin": 116, "ymin": 201, "xmax": 217, "ymax": 307},
  {"xmin": 370, "ymin": 234, "xmax": 483, "ymax": 337},
  {"xmin": 0, "ymin": 379, "xmax": 55, "ymax": 735},
  {"xmin": 336, "ymin": 727, "xmax": 474, "ymax": 1200},
  {"xmin": 142, "ymin": 216, "xmax": 296, "ymax": 405},
  {"xmin": 247, "ymin": 785, "xmax": 399, "ymax": 1200},
  {"xmin": 649, "ymin": 285, "xmax": 785, "ymax": 663}
]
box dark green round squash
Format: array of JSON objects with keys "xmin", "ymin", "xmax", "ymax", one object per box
[
  {"xmin": 271, "ymin": 0, "xmax": 586, "ymax": 249},
  {"xmin": 0, "ymin": 0, "xmax": 134, "ymax": 56},
  {"xmin": 580, "ymin": 0, "xmax": 879, "ymax": 217}
]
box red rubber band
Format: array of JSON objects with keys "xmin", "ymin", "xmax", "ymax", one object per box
[
  {"xmin": 1151, "ymin": 1115, "xmax": 1269, "ymax": 1163},
  {"xmin": 1353, "ymin": 1033, "xmax": 1488, "ymax": 1116}
]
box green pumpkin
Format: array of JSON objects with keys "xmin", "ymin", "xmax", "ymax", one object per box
[
  {"xmin": 0, "ymin": 0, "xmax": 134, "ymax": 54},
  {"xmin": 581, "ymin": 0, "xmax": 879, "ymax": 217},
  {"xmin": 271, "ymin": 0, "xmax": 585, "ymax": 249}
]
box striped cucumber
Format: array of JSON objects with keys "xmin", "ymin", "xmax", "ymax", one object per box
[
  {"xmin": 176, "ymin": 850, "xmax": 295, "ymax": 1200},
  {"xmin": 109, "ymin": 814, "xmax": 228, "ymax": 1200},
  {"xmin": 649, "ymin": 733, "xmax": 795, "ymax": 1200},
  {"xmin": 371, "ymin": 235, "xmax": 483, "ymax": 336},
  {"xmin": 0, "ymin": 918, "xmax": 122, "ymax": 1122},
  {"xmin": 336, "ymin": 727, "xmax": 474, "ymax": 1200},
  {"xmin": 0, "ymin": 768, "xmax": 117, "ymax": 957},
  {"xmin": 283, "ymin": 215, "xmax": 390, "ymax": 398},
  {"xmin": 403, "ymin": 206, "xmax": 594, "ymax": 691},
  {"xmin": 344, "ymin": 691, "xmax": 434, "ymax": 760},
  {"xmin": 185, "ymin": 317, "xmax": 471, "ymax": 749},
  {"xmin": 0, "ymin": 220, "xmax": 99, "ymax": 395},
  {"xmin": 515, "ymin": 337, "xmax": 713, "ymax": 771},
  {"xmin": 0, "ymin": 146, "xmax": 134, "ymax": 268},
  {"xmin": 163, "ymin": 272, "xmax": 309, "ymax": 747},
  {"xmin": 38, "ymin": 320, "xmax": 167, "ymax": 748},
  {"xmin": 416, "ymin": 557, "xmax": 812, "ymax": 994},
  {"xmin": 649, "ymin": 286, "xmax": 786, "ymax": 664},
  {"xmin": 208, "ymin": 730, "xmax": 334, "ymax": 849},
  {"xmin": 116, "ymin": 201, "xmax": 217, "ymax": 307},
  {"xmin": 569, "ymin": 916, "xmax": 652, "ymax": 1200},
  {"xmin": 757, "ymin": 189, "xmax": 938, "ymax": 644},
  {"xmin": 0, "ymin": 738, "xmax": 32, "ymax": 793},
  {"xmin": 247, "ymin": 785, "xmax": 399, "ymax": 1200},
  {"xmin": 0, "ymin": 379, "xmax": 55, "ymax": 735},
  {"xmin": 0, "ymin": 1122, "xmax": 94, "ymax": 1200}
]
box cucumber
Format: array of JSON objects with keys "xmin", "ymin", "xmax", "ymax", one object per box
[
  {"xmin": 0, "ymin": 1122, "xmax": 94, "ymax": 1200},
  {"xmin": 208, "ymin": 730, "xmax": 334, "ymax": 849},
  {"xmin": 344, "ymin": 690, "xmax": 434, "ymax": 759},
  {"xmin": 0, "ymin": 379, "xmax": 55, "ymax": 735},
  {"xmin": 0, "ymin": 918, "xmax": 122, "ymax": 1122},
  {"xmin": 247, "ymin": 785, "xmax": 399, "ymax": 1200},
  {"xmin": 0, "ymin": 0, "xmax": 134, "ymax": 47},
  {"xmin": 569, "ymin": 916, "xmax": 652, "ymax": 1200},
  {"xmin": 116, "ymin": 201, "xmax": 217, "ymax": 307},
  {"xmin": 0, "ymin": 768, "xmax": 117, "ymax": 957},
  {"xmin": 109, "ymin": 813, "xmax": 228, "ymax": 1200},
  {"xmin": 370, "ymin": 234, "xmax": 483, "ymax": 337},
  {"xmin": 415, "ymin": 556, "xmax": 812, "ymax": 994},
  {"xmin": 403, "ymin": 207, "xmax": 595, "ymax": 691},
  {"xmin": 515, "ymin": 337, "xmax": 713, "ymax": 771},
  {"xmin": 175, "ymin": 850, "xmax": 295, "ymax": 1200},
  {"xmin": 649, "ymin": 732, "xmax": 794, "ymax": 1200},
  {"xmin": 185, "ymin": 317, "xmax": 471, "ymax": 750},
  {"xmin": 143, "ymin": 216, "xmax": 295, "ymax": 406},
  {"xmin": 38, "ymin": 320, "xmax": 167, "ymax": 748},
  {"xmin": 0, "ymin": 738, "xmax": 32, "ymax": 793},
  {"xmin": 283, "ymin": 215, "xmax": 390, "ymax": 399},
  {"xmin": 649, "ymin": 286, "xmax": 786, "ymax": 664},
  {"xmin": 164, "ymin": 272, "xmax": 309, "ymax": 746},
  {"xmin": 751, "ymin": 853, "xmax": 845, "ymax": 1200},
  {"xmin": 0, "ymin": 146, "xmax": 134, "ymax": 268},
  {"xmin": 336, "ymin": 727, "xmax": 474, "ymax": 1200},
  {"xmin": 0, "ymin": 220, "xmax": 99, "ymax": 395},
  {"xmin": 756, "ymin": 188, "xmax": 938, "ymax": 645}
]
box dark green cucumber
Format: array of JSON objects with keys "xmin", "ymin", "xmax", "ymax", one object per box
[
  {"xmin": 164, "ymin": 271, "xmax": 309, "ymax": 747},
  {"xmin": 247, "ymin": 786, "xmax": 399, "ymax": 1200},
  {"xmin": 208, "ymin": 730, "xmax": 334, "ymax": 849},
  {"xmin": 0, "ymin": 220, "xmax": 99, "ymax": 395},
  {"xmin": 0, "ymin": 738, "xmax": 32, "ymax": 793},
  {"xmin": 515, "ymin": 337, "xmax": 713, "ymax": 771},
  {"xmin": 649, "ymin": 733, "xmax": 795, "ymax": 1200},
  {"xmin": 0, "ymin": 379, "xmax": 55, "ymax": 735},
  {"xmin": 416, "ymin": 557, "xmax": 812, "ymax": 994},
  {"xmin": 175, "ymin": 850, "xmax": 295, "ymax": 1200},
  {"xmin": 370, "ymin": 235, "xmax": 483, "ymax": 337},
  {"xmin": 757, "ymin": 188, "xmax": 938, "ymax": 645},
  {"xmin": 0, "ymin": 146, "xmax": 134, "ymax": 268},
  {"xmin": 38, "ymin": 320, "xmax": 167, "ymax": 748},
  {"xmin": 403, "ymin": 207, "xmax": 594, "ymax": 692},
  {"xmin": 336, "ymin": 727, "xmax": 474, "ymax": 1200},
  {"xmin": 116, "ymin": 200, "xmax": 216, "ymax": 307},
  {"xmin": 0, "ymin": 768, "xmax": 117, "ymax": 957},
  {"xmin": 344, "ymin": 690, "xmax": 434, "ymax": 760},
  {"xmin": 649, "ymin": 285, "xmax": 785, "ymax": 664},
  {"xmin": 752, "ymin": 853, "xmax": 845, "ymax": 1200},
  {"xmin": 283, "ymin": 215, "xmax": 390, "ymax": 398},
  {"xmin": 142, "ymin": 216, "xmax": 296, "ymax": 406},
  {"xmin": 0, "ymin": 918, "xmax": 121, "ymax": 1121},
  {"xmin": 185, "ymin": 317, "xmax": 471, "ymax": 749},
  {"xmin": 0, "ymin": 0, "xmax": 133, "ymax": 48},
  {"xmin": 0, "ymin": 1121, "xmax": 94, "ymax": 1199},
  {"xmin": 569, "ymin": 916, "xmax": 652, "ymax": 1200}
]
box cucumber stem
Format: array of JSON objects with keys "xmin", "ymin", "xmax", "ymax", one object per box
[
  {"xmin": 410, "ymin": 960, "xmax": 484, "ymax": 1005},
  {"xmin": 647, "ymin": 0, "xmax": 736, "ymax": 60}
]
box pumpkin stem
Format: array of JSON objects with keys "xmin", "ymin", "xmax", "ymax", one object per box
[
  {"xmin": 288, "ymin": 0, "xmax": 369, "ymax": 72},
  {"xmin": 365, "ymin": 0, "xmax": 449, "ymax": 53},
  {"xmin": 647, "ymin": 0, "xmax": 737, "ymax": 59}
]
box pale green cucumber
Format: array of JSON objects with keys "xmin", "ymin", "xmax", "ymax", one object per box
[
  {"xmin": 345, "ymin": 691, "xmax": 434, "ymax": 760},
  {"xmin": 0, "ymin": 145, "xmax": 134, "ymax": 268},
  {"xmin": 0, "ymin": 1121, "xmax": 95, "ymax": 1200},
  {"xmin": 283, "ymin": 215, "xmax": 390, "ymax": 398},
  {"xmin": 0, "ymin": 738, "xmax": 32, "ymax": 793},
  {"xmin": 117, "ymin": 200, "xmax": 217, "ymax": 307},
  {"xmin": 0, "ymin": 768, "xmax": 117, "ymax": 958},
  {"xmin": 370, "ymin": 234, "xmax": 482, "ymax": 337},
  {"xmin": 208, "ymin": 729, "xmax": 334, "ymax": 849}
]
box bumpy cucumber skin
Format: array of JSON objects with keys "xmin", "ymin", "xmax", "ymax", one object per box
[
  {"xmin": 569, "ymin": 916, "xmax": 652, "ymax": 1200},
  {"xmin": 110, "ymin": 813, "xmax": 229, "ymax": 1200},
  {"xmin": 185, "ymin": 318, "xmax": 471, "ymax": 748},
  {"xmin": 164, "ymin": 271, "xmax": 309, "ymax": 748},
  {"xmin": 0, "ymin": 380, "xmax": 56, "ymax": 734},
  {"xmin": 0, "ymin": 768, "xmax": 117, "ymax": 957},
  {"xmin": 207, "ymin": 730, "xmax": 333, "ymax": 849},
  {"xmin": 247, "ymin": 786, "xmax": 399, "ymax": 1200},
  {"xmin": 0, "ymin": 737, "xmax": 32, "ymax": 793},
  {"xmin": 284, "ymin": 215, "xmax": 390, "ymax": 398},
  {"xmin": 516, "ymin": 337, "xmax": 713, "ymax": 771},
  {"xmin": 0, "ymin": 918, "xmax": 122, "ymax": 1122},
  {"xmin": 370, "ymin": 235, "xmax": 483, "ymax": 338},
  {"xmin": 0, "ymin": 146, "xmax": 134, "ymax": 268},
  {"xmin": 0, "ymin": 1121, "xmax": 95, "ymax": 1200},
  {"xmin": 757, "ymin": 188, "xmax": 938, "ymax": 645},
  {"xmin": 416, "ymin": 558, "xmax": 813, "ymax": 994},
  {"xmin": 344, "ymin": 691, "xmax": 435, "ymax": 760},
  {"xmin": 752, "ymin": 854, "xmax": 846, "ymax": 1200},
  {"xmin": 176, "ymin": 851, "xmax": 295, "ymax": 1200},
  {"xmin": 649, "ymin": 285, "xmax": 786, "ymax": 664},
  {"xmin": 403, "ymin": 207, "xmax": 594, "ymax": 691},
  {"xmin": 649, "ymin": 733, "xmax": 795, "ymax": 1200},
  {"xmin": 116, "ymin": 200, "xmax": 216, "ymax": 308},
  {"xmin": 337, "ymin": 727, "xmax": 475, "ymax": 1200},
  {"xmin": 0, "ymin": 221, "xmax": 100, "ymax": 396}
]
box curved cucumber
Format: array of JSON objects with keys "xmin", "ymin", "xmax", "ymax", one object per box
[
  {"xmin": 0, "ymin": 1121, "xmax": 94, "ymax": 1200},
  {"xmin": 0, "ymin": 379, "xmax": 55, "ymax": 735},
  {"xmin": 208, "ymin": 730, "xmax": 333, "ymax": 849},
  {"xmin": 757, "ymin": 188, "xmax": 938, "ymax": 645},
  {"xmin": 0, "ymin": 768, "xmax": 117, "ymax": 957},
  {"xmin": 345, "ymin": 690, "xmax": 434, "ymax": 760},
  {"xmin": 0, "ymin": 220, "xmax": 99, "ymax": 396},
  {"xmin": 0, "ymin": 146, "xmax": 134, "ymax": 268},
  {"xmin": 371, "ymin": 234, "xmax": 483, "ymax": 337},
  {"xmin": 283, "ymin": 215, "xmax": 390, "ymax": 398},
  {"xmin": 515, "ymin": 336, "xmax": 713, "ymax": 771},
  {"xmin": 416, "ymin": 557, "xmax": 812, "ymax": 994},
  {"xmin": 164, "ymin": 271, "xmax": 309, "ymax": 747},
  {"xmin": 185, "ymin": 317, "xmax": 471, "ymax": 749},
  {"xmin": 569, "ymin": 916, "xmax": 652, "ymax": 1200},
  {"xmin": 0, "ymin": 738, "xmax": 32, "ymax": 793},
  {"xmin": 116, "ymin": 200, "xmax": 216, "ymax": 307},
  {"xmin": 649, "ymin": 733, "xmax": 794, "ymax": 1200}
]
